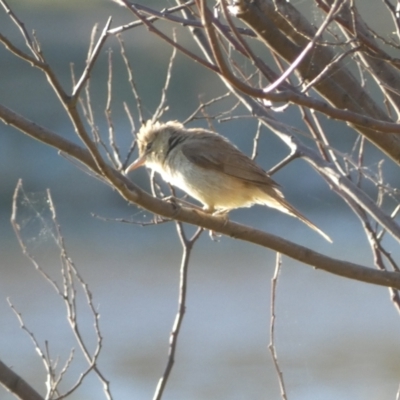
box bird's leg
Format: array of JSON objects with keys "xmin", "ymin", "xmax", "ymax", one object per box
[
  {"xmin": 203, "ymin": 207, "xmax": 230, "ymax": 241},
  {"xmin": 162, "ymin": 195, "xmax": 203, "ymax": 211},
  {"xmin": 211, "ymin": 208, "xmax": 230, "ymax": 219},
  {"xmin": 209, "ymin": 228, "xmax": 221, "ymax": 241}
]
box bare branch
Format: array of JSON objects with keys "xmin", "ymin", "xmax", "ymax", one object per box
[
  {"xmin": 10, "ymin": 180, "xmax": 113, "ymax": 399},
  {"xmin": 105, "ymin": 48, "xmax": 123, "ymax": 170},
  {"xmin": 269, "ymin": 254, "xmax": 288, "ymax": 400},
  {"xmin": 108, "ymin": 1, "xmax": 255, "ymax": 38},
  {"xmin": 117, "ymin": 35, "xmax": 145, "ymax": 124},
  {"xmin": 0, "ymin": 359, "xmax": 44, "ymax": 400},
  {"xmin": 152, "ymin": 224, "xmax": 202, "ymax": 400},
  {"xmin": 262, "ymin": 0, "xmax": 345, "ymax": 94},
  {"xmin": 111, "ymin": 1, "xmax": 219, "ymax": 73},
  {"xmin": 153, "ymin": 32, "xmax": 177, "ymax": 122},
  {"xmin": 71, "ymin": 17, "xmax": 112, "ymax": 100},
  {"xmin": 2, "ymin": 104, "xmax": 400, "ymax": 289},
  {"xmin": 0, "ymin": 32, "xmax": 42, "ymax": 66},
  {"xmin": 0, "ymin": 0, "xmax": 43, "ymax": 61}
]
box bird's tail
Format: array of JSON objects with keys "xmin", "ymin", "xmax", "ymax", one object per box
[{"xmin": 271, "ymin": 197, "xmax": 332, "ymax": 243}]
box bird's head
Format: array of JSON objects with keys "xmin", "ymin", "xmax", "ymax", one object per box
[{"xmin": 125, "ymin": 120, "xmax": 184, "ymax": 173}]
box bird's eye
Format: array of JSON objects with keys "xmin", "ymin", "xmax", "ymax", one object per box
[{"xmin": 145, "ymin": 142, "xmax": 152, "ymax": 152}]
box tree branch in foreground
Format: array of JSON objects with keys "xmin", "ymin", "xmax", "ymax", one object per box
[
  {"xmin": 1, "ymin": 103, "xmax": 400, "ymax": 290},
  {"xmin": 0, "ymin": 360, "xmax": 44, "ymax": 400}
]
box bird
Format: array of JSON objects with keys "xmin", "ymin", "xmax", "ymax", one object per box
[{"xmin": 125, "ymin": 120, "xmax": 331, "ymax": 242}]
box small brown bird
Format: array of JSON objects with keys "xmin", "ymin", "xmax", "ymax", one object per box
[{"xmin": 125, "ymin": 121, "xmax": 331, "ymax": 242}]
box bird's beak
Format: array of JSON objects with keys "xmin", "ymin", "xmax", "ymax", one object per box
[{"xmin": 125, "ymin": 155, "xmax": 146, "ymax": 174}]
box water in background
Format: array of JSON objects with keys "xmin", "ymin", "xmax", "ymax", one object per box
[{"xmin": 1, "ymin": 1, "xmax": 400, "ymax": 399}]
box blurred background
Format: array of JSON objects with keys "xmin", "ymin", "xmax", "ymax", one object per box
[{"xmin": 1, "ymin": 1, "xmax": 400, "ymax": 399}]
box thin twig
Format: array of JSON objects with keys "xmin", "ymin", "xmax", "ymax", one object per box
[
  {"xmin": 153, "ymin": 31, "xmax": 178, "ymax": 121},
  {"xmin": 8, "ymin": 299, "xmax": 55, "ymax": 398},
  {"xmin": 117, "ymin": 1, "xmax": 219, "ymax": 74},
  {"xmin": 11, "ymin": 179, "xmax": 61, "ymax": 293},
  {"xmin": 251, "ymin": 121, "xmax": 262, "ymax": 160},
  {"xmin": 348, "ymin": 200, "xmax": 400, "ymax": 314},
  {"xmin": 105, "ymin": 48, "xmax": 123, "ymax": 170},
  {"xmin": 46, "ymin": 192, "xmax": 112, "ymax": 400},
  {"xmin": 0, "ymin": 0, "xmax": 43, "ymax": 60},
  {"xmin": 10, "ymin": 180, "xmax": 112, "ymax": 400},
  {"xmin": 152, "ymin": 223, "xmax": 203, "ymax": 400},
  {"xmin": 301, "ymin": 45, "xmax": 361, "ymax": 93},
  {"xmin": 262, "ymin": 0, "xmax": 345, "ymax": 94},
  {"xmin": 108, "ymin": 1, "xmax": 255, "ymax": 38},
  {"xmin": 183, "ymin": 92, "xmax": 232, "ymax": 124},
  {"xmin": 269, "ymin": 253, "xmax": 288, "ymax": 400},
  {"xmin": 117, "ymin": 34, "xmax": 145, "ymax": 124},
  {"xmin": 72, "ymin": 17, "xmax": 112, "ymax": 100}
]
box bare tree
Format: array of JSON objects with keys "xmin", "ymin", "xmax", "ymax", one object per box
[{"xmin": 1, "ymin": 0, "xmax": 400, "ymax": 399}]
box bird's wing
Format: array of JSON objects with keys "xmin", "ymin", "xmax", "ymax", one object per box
[{"xmin": 181, "ymin": 133, "xmax": 280, "ymax": 190}]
